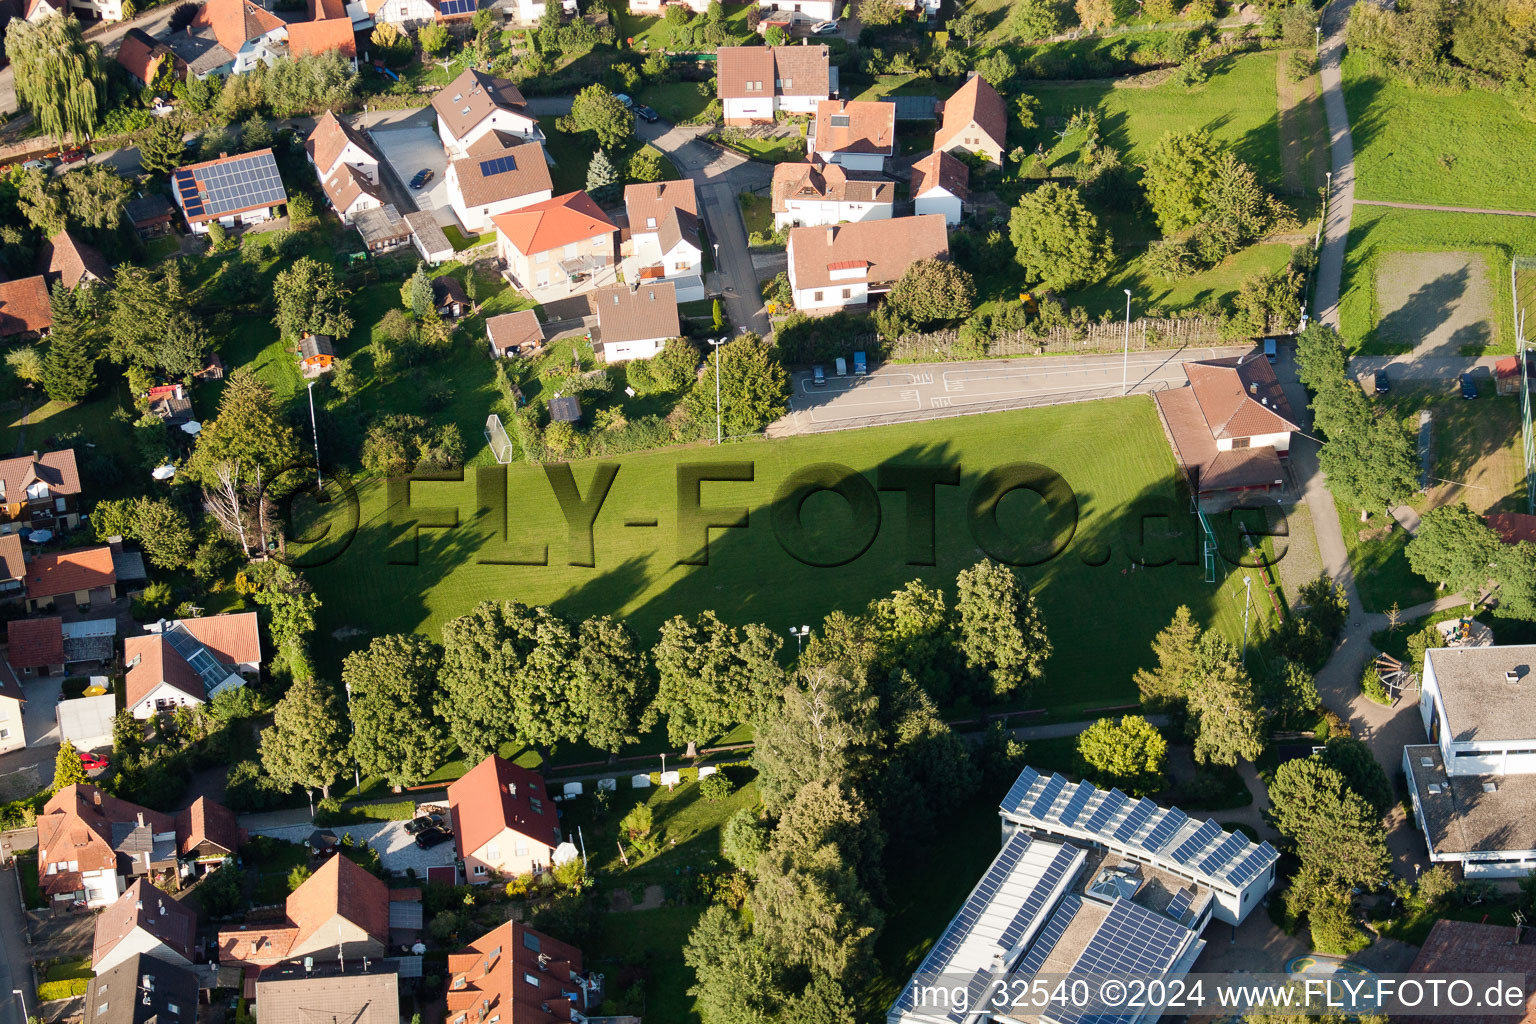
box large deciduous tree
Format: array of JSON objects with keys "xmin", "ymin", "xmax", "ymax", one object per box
[
  {"xmin": 345, "ymin": 634, "xmax": 450, "ymax": 789},
  {"xmin": 569, "ymin": 615, "xmax": 654, "ymax": 753},
  {"xmin": 953, "ymin": 559, "xmax": 1051, "ymax": 698},
  {"xmin": 562, "ymin": 85, "xmax": 635, "ymax": 150},
  {"xmin": 1142, "ymin": 128, "xmax": 1220, "ymax": 233},
  {"xmin": 260, "ymin": 675, "xmax": 351, "ymax": 801},
  {"xmin": 654, "ymin": 611, "xmax": 783, "ymax": 755},
  {"xmin": 1186, "ymin": 633, "xmax": 1265, "ymax": 765},
  {"xmin": 1407, "ymin": 502, "xmax": 1501, "ymax": 606},
  {"xmin": 1077, "ymin": 715, "xmax": 1168, "ymax": 796},
  {"xmin": 752, "ymin": 666, "xmax": 881, "ymax": 815},
  {"xmin": 882, "ymin": 259, "xmax": 976, "ymax": 332},
  {"xmin": 5, "ymin": 15, "xmax": 104, "ymax": 144},
  {"xmin": 273, "ymin": 256, "xmax": 353, "ymax": 340},
  {"xmin": 1007, "ymin": 182, "xmax": 1114, "ymax": 291}
]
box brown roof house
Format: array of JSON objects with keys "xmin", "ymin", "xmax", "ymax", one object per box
[
  {"xmin": 786, "ymin": 213, "xmax": 949, "ymax": 313},
  {"xmin": 85, "ymin": 954, "xmax": 198, "ymax": 1024},
  {"xmin": 172, "ymin": 149, "xmax": 288, "ymax": 235},
  {"xmin": 0, "ymin": 448, "xmax": 83, "ymax": 534},
  {"xmin": 433, "ymin": 68, "xmax": 542, "ymax": 158},
  {"xmin": 933, "ymin": 73, "xmax": 1008, "ymax": 165},
  {"xmin": 910, "ymin": 149, "xmax": 970, "ymax": 226},
  {"xmin": 38, "ymin": 231, "xmax": 110, "ymax": 290},
  {"xmin": 445, "ymin": 921, "xmax": 604, "ymax": 1024},
  {"xmin": 8, "ymin": 615, "xmax": 64, "ymax": 676},
  {"xmin": 809, "ymin": 98, "xmax": 897, "ymax": 173},
  {"xmin": 191, "ymin": 0, "xmax": 288, "ymax": 74},
  {"xmin": 354, "ymin": 204, "xmax": 414, "ymax": 255},
  {"xmin": 124, "ymin": 612, "xmax": 261, "ymax": 720},
  {"xmin": 771, "ymin": 158, "xmax": 895, "ymax": 231},
  {"xmin": 306, "ymin": 110, "xmax": 385, "ymax": 225},
  {"xmin": 592, "ymin": 281, "xmax": 680, "ymax": 364},
  {"xmin": 176, "ymin": 795, "xmax": 245, "ymax": 873},
  {"xmin": 0, "ymin": 276, "xmax": 52, "ymax": 340},
  {"xmin": 92, "ymin": 878, "xmax": 198, "ymax": 974},
  {"xmin": 492, "ymin": 191, "xmax": 618, "ymax": 298},
  {"xmin": 217, "ymin": 853, "xmax": 390, "ymax": 969},
  {"xmin": 434, "ymin": 276, "xmax": 471, "ymax": 319},
  {"xmin": 254, "ymin": 961, "xmax": 402, "ymax": 1024},
  {"xmin": 1407, "ymin": 919, "xmax": 1536, "ymax": 1024},
  {"xmin": 299, "ymin": 333, "xmax": 337, "ymax": 376},
  {"xmin": 0, "ymin": 535, "xmax": 23, "ymax": 606},
  {"xmin": 1152, "ymin": 354, "xmax": 1298, "ymax": 505},
  {"xmin": 126, "ymin": 195, "xmax": 176, "ymax": 239},
  {"xmin": 116, "ymin": 27, "xmax": 185, "ymax": 88},
  {"xmin": 486, "ymin": 309, "xmax": 545, "ymax": 359},
  {"xmin": 24, "ymin": 545, "xmax": 117, "ymax": 613},
  {"xmin": 717, "ymin": 44, "xmax": 832, "ymax": 125},
  {"xmin": 623, "ymin": 180, "xmax": 706, "ymax": 302},
  {"xmin": 447, "ymin": 135, "xmax": 553, "ymax": 234},
  {"xmin": 447, "ymin": 754, "xmax": 562, "ymax": 883},
  {"xmin": 36, "ymin": 785, "xmax": 178, "ymax": 907}
]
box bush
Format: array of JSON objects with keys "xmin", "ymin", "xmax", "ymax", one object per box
[
  {"xmin": 1286, "ymin": 49, "xmax": 1314, "ymax": 82},
  {"xmin": 1360, "ymin": 665, "xmax": 1391, "ymax": 705},
  {"xmin": 698, "ymin": 771, "xmax": 735, "ymax": 801},
  {"xmin": 37, "ymin": 978, "xmax": 90, "ymax": 1000},
  {"xmin": 620, "ymin": 802, "xmax": 653, "ymax": 841},
  {"xmin": 287, "ymin": 865, "xmax": 312, "ymax": 892},
  {"xmin": 197, "ymin": 862, "xmax": 246, "ymax": 918},
  {"xmin": 131, "ymin": 580, "xmax": 176, "ymax": 621},
  {"xmin": 1307, "ymin": 891, "xmax": 1371, "ymax": 955},
  {"xmin": 720, "ymin": 807, "xmax": 768, "ymax": 872}
]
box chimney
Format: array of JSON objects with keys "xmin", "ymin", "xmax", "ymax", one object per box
[
  {"xmin": 1507, "ymin": 670, "xmax": 1520, "ymax": 684},
  {"xmin": 137, "ymin": 812, "xmax": 145, "ymax": 826},
  {"xmin": 1249, "ymin": 383, "xmax": 1258, "ymax": 394},
  {"xmin": 826, "ymin": 225, "xmax": 835, "ymax": 245},
  {"xmin": 508, "ymin": 782, "xmax": 517, "ymax": 796}
]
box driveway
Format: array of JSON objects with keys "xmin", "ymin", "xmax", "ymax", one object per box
[
  {"xmin": 770, "ymin": 347, "xmax": 1249, "ymax": 435},
  {"xmin": 369, "ymin": 110, "xmax": 453, "ymax": 225},
  {"xmin": 249, "ymin": 820, "xmax": 457, "ymax": 876}
]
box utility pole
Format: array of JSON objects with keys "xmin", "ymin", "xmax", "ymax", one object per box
[
  {"xmin": 709, "ymin": 337, "xmax": 725, "ymax": 443},
  {"xmin": 1121, "ymin": 289, "xmax": 1132, "ymax": 396},
  {"xmin": 1241, "ymin": 575, "xmax": 1253, "ymax": 663}
]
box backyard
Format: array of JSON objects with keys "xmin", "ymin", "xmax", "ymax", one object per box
[{"xmin": 298, "ymin": 395, "xmax": 1279, "ymax": 722}]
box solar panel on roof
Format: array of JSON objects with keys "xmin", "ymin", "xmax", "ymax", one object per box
[
  {"xmin": 1171, "ymin": 820, "xmax": 1222, "ymax": 864},
  {"xmin": 1001, "ymin": 766, "xmax": 1040, "ymax": 812},
  {"xmin": 998, "ymin": 844, "xmax": 1078, "ymax": 949},
  {"xmin": 1112, "ymin": 798, "xmax": 1157, "ymax": 842},
  {"xmin": 1083, "ymin": 788, "xmax": 1127, "ymax": 832},
  {"xmin": 1030, "ymin": 773, "xmax": 1067, "ymax": 818},
  {"xmin": 1199, "ymin": 832, "xmax": 1248, "ymax": 875},
  {"xmin": 479, "ymin": 154, "xmax": 520, "ymax": 177},
  {"xmin": 1140, "ymin": 807, "xmax": 1188, "ymax": 853},
  {"xmin": 164, "ymin": 623, "xmax": 233, "ymax": 693},
  {"xmin": 1018, "ymin": 894, "xmax": 1081, "ymax": 976},
  {"xmin": 439, "ymin": 0, "xmax": 476, "ymax": 13},
  {"xmin": 1165, "ymin": 887, "xmax": 1195, "ymax": 925},
  {"xmin": 1058, "ymin": 780, "xmax": 1095, "ymax": 827},
  {"xmin": 1057, "ymin": 901, "xmax": 1189, "ymax": 1024},
  {"xmin": 1226, "ymin": 841, "xmax": 1278, "ymax": 887}
]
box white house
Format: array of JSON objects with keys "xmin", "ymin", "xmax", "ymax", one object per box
[
  {"xmin": 717, "ymin": 44, "xmax": 832, "ymax": 125},
  {"xmin": 0, "ymin": 660, "xmax": 25, "ymax": 755},
  {"xmin": 306, "ymin": 110, "xmax": 380, "ymax": 182},
  {"xmin": 447, "ymin": 137, "xmax": 554, "ymax": 233},
  {"xmin": 1405, "ymin": 644, "xmax": 1536, "ymax": 877},
  {"xmin": 786, "ymin": 214, "xmax": 948, "ymax": 312},
  {"xmin": 124, "ymin": 613, "xmax": 261, "ymax": 719},
  {"xmin": 593, "ymin": 282, "xmax": 680, "ymax": 363},
  {"xmin": 172, "ymin": 150, "xmax": 288, "ymax": 235},
  {"xmin": 432, "ymin": 68, "xmax": 543, "ymax": 159},
  {"xmin": 505, "ymin": 0, "xmax": 575, "ymax": 22},
  {"xmin": 809, "ymin": 98, "xmax": 896, "ymax": 172},
  {"xmin": 192, "ymin": 0, "xmax": 289, "ymax": 75},
  {"xmin": 448, "ymin": 756, "xmax": 562, "ymax": 881},
  {"xmin": 623, "ymin": 180, "xmax": 705, "ymax": 302},
  {"xmin": 771, "ymin": 158, "xmax": 894, "ymax": 229},
  {"xmin": 909, "ymin": 149, "xmax": 968, "ymax": 226},
  {"xmin": 756, "ymin": 0, "xmax": 839, "ymax": 21}
]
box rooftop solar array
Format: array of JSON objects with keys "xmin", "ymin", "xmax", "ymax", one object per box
[
  {"xmin": 1017, "ymin": 894, "xmax": 1082, "ymax": 976},
  {"xmin": 478, "ymin": 153, "xmax": 521, "ymax": 177},
  {"xmin": 173, "ymin": 151, "xmax": 285, "ymax": 221},
  {"xmin": 1165, "ymin": 887, "xmax": 1195, "ymax": 926},
  {"xmin": 1056, "ymin": 900, "xmax": 1194, "ymax": 1024},
  {"xmin": 890, "ymin": 831, "xmax": 1086, "ymax": 1021},
  {"xmin": 998, "ymin": 765, "xmax": 1280, "ymax": 894},
  {"xmin": 438, "ymin": 0, "xmax": 476, "ymax": 13},
  {"xmin": 164, "ymin": 622, "xmax": 236, "ymax": 694}
]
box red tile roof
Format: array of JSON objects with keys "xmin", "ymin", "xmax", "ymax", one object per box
[
  {"xmin": 38, "ymin": 786, "xmax": 174, "ymax": 899},
  {"xmin": 716, "ymin": 44, "xmax": 830, "ymax": 101},
  {"xmin": 1183, "ymin": 356, "xmax": 1298, "ymax": 439},
  {"xmin": 909, "ymin": 149, "xmax": 970, "ymax": 202},
  {"xmin": 1407, "ymin": 919, "xmax": 1536, "ymax": 1024},
  {"xmin": 0, "ymin": 449, "xmax": 81, "ymax": 503},
  {"xmin": 116, "ymin": 27, "xmax": 176, "ymax": 85},
  {"xmin": 38, "ymin": 231, "xmax": 110, "ymax": 289},
  {"xmin": 934, "ymin": 74, "xmax": 1008, "ymax": 154},
  {"xmin": 593, "ymin": 281, "xmax": 680, "ymax": 346},
  {"xmin": 0, "ymin": 535, "xmax": 23, "ymax": 584},
  {"xmin": 194, "ymin": 0, "xmax": 285, "ymax": 55},
  {"xmin": 0, "ymin": 276, "xmax": 52, "ymax": 337},
  {"xmin": 305, "ymin": 110, "xmax": 380, "ymax": 175},
  {"xmin": 812, "ymin": 99, "xmax": 896, "ymax": 157},
  {"xmin": 25, "ymin": 545, "xmax": 115, "ymax": 600},
  {"xmin": 176, "ymin": 796, "xmax": 244, "ymax": 857},
  {"xmin": 1489, "ymin": 512, "xmax": 1536, "ymax": 546},
  {"xmin": 8, "ymin": 616, "xmax": 64, "ymax": 670},
  {"xmin": 446, "ymin": 755, "xmax": 560, "ymax": 864},
  {"xmin": 787, "ymin": 214, "xmax": 949, "ymax": 293},
  {"xmin": 492, "ymin": 191, "xmax": 616, "ymax": 257},
  {"xmin": 218, "ymin": 854, "xmax": 389, "ymax": 965},
  {"xmin": 288, "ymin": 15, "xmax": 356, "ymax": 58},
  {"xmin": 177, "ymin": 612, "xmax": 262, "ymax": 665},
  {"xmin": 447, "ymin": 921, "xmax": 588, "ymax": 1024}
]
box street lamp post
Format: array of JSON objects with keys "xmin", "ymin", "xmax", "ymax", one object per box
[
  {"xmin": 708, "ymin": 337, "xmax": 726, "ymax": 444},
  {"xmin": 788, "ymin": 624, "xmax": 809, "ymax": 654},
  {"xmin": 306, "ymin": 380, "xmax": 323, "ymax": 491},
  {"xmin": 1315, "ymin": 24, "xmax": 1320, "ymax": 51},
  {"xmin": 1121, "ymin": 289, "xmax": 1132, "ymax": 396},
  {"xmin": 344, "ymin": 681, "xmax": 360, "ymax": 791}
]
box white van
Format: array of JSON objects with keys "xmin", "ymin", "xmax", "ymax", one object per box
[{"xmin": 835, "ymin": 357, "xmax": 847, "ymax": 376}]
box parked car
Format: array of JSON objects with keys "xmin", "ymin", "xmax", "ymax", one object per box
[
  {"xmin": 59, "ymin": 147, "xmax": 86, "ymax": 164},
  {"xmin": 1263, "ymin": 337, "xmax": 1277, "ymax": 363},
  {"xmin": 1460, "ymin": 373, "xmax": 1479, "ymax": 399},
  {"xmin": 811, "ymin": 19, "xmax": 840, "ymax": 33},
  {"xmin": 404, "ymin": 813, "xmax": 443, "ymax": 834},
  {"xmin": 410, "ymin": 168, "xmax": 434, "ymax": 190},
  {"xmin": 812, "ymin": 365, "xmax": 826, "ymax": 387},
  {"xmin": 853, "ymin": 351, "xmax": 868, "ymax": 375},
  {"xmin": 615, "ymin": 93, "xmax": 634, "ymax": 109},
  {"xmin": 20, "ymin": 158, "xmax": 51, "ymax": 172},
  {"xmin": 634, "ymin": 105, "xmax": 659, "ymax": 123},
  {"xmin": 79, "ymin": 752, "xmax": 109, "ymax": 771},
  {"xmin": 1374, "ymin": 369, "xmax": 1390, "ymax": 394},
  {"xmin": 414, "ymin": 827, "xmax": 453, "ymax": 849}
]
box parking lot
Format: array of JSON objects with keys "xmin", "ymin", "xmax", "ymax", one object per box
[
  {"xmin": 250, "ymin": 819, "xmax": 457, "ymax": 876},
  {"xmin": 774, "ymin": 349, "xmax": 1247, "ymax": 434},
  {"xmin": 369, "ymin": 110, "xmax": 452, "ymax": 223}
]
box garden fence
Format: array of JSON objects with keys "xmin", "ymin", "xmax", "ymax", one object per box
[{"xmin": 884, "ymin": 315, "xmax": 1234, "ymax": 360}]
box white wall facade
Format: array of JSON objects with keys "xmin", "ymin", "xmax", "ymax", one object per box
[
  {"xmin": 759, "ymin": 0, "xmax": 838, "ymax": 19},
  {"xmin": 447, "ymin": 169, "xmax": 551, "ymax": 233},
  {"xmin": 438, "ymin": 111, "xmax": 543, "ymax": 159},
  {"xmin": 68, "ymin": 0, "xmax": 125, "ymax": 21},
  {"xmin": 372, "ymin": 0, "xmax": 435, "ymax": 26},
  {"xmin": 0, "ymin": 696, "xmax": 24, "ymax": 755},
  {"xmin": 775, "ymin": 197, "xmax": 892, "ymax": 229},
  {"xmin": 792, "ymin": 280, "xmax": 867, "ymax": 311},
  {"xmin": 130, "ymin": 682, "xmax": 206, "ymax": 720},
  {"xmin": 724, "ymin": 96, "xmax": 775, "ymax": 123},
  {"xmin": 914, "ymin": 190, "xmax": 962, "ymax": 226},
  {"xmin": 463, "ymin": 826, "xmax": 555, "ymax": 882},
  {"xmin": 96, "ymin": 930, "xmax": 194, "ymax": 975},
  {"xmin": 602, "ymin": 336, "xmax": 668, "ymax": 362}
]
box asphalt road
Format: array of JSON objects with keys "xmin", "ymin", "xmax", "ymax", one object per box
[{"xmin": 771, "ymin": 347, "xmax": 1248, "ymax": 435}]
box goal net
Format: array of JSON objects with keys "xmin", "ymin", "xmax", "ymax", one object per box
[{"xmin": 484, "ymin": 414, "xmax": 514, "ymax": 465}]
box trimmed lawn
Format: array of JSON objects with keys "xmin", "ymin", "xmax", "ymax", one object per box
[
  {"xmin": 717, "ymin": 130, "xmax": 805, "ymax": 162},
  {"xmin": 299, "ymin": 397, "xmax": 1276, "ymax": 721},
  {"xmin": 1336, "ymin": 206, "xmax": 1536, "ymax": 353},
  {"xmin": 539, "ymin": 117, "xmax": 681, "ymax": 194},
  {"xmin": 590, "ymin": 906, "xmax": 703, "ymax": 1021},
  {"xmin": 738, "ymin": 192, "xmax": 773, "ymax": 239},
  {"xmin": 618, "ymin": 1, "xmax": 754, "ymax": 49},
  {"xmin": 1025, "ymin": 52, "xmax": 1285, "ymax": 187},
  {"xmin": 1343, "ymin": 53, "xmax": 1536, "ymax": 211},
  {"xmin": 636, "ymin": 80, "xmax": 715, "ymax": 123},
  {"xmin": 1335, "ymin": 498, "xmax": 1436, "ymax": 613},
  {"xmin": 1072, "ymin": 242, "xmax": 1296, "ymax": 320},
  {"xmin": 443, "ymin": 225, "xmax": 495, "ymax": 251},
  {"xmin": 1375, "ymin": 386, "xmax": 1524, "ymax": 515}
]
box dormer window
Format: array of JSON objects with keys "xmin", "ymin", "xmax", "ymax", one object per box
[{"xmin": 25, "ymin": 482, "xmax": 47, "ymax": 501}]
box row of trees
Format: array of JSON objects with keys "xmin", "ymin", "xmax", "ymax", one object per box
[
  {"xmin": 256, "ymin": 559, "xmax": 1049, "ymax": 798},
  {"xmin": 1408, "ymin": 502, "xmax": 1536, "ymax": 616},
  {"xmin": 1295, "ymin": 323, "xmax": 1419, "ymax": 517}
]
